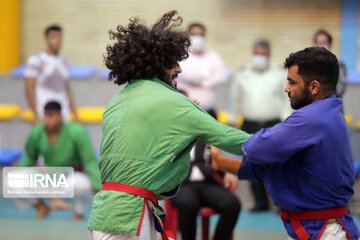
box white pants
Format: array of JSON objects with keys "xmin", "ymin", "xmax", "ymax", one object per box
[
  {"xmin": 67, "ymin": 171, "xmax": 93, "ymax": 214},
  {"xmin": 90, "ymin": 205, "xmax": 158, "ymax": 240},
  {"xmin": 14, "ymin": 171, "xmax": 93, "ymax": 214},
  {"xmin": 288, "ymin": 222, "xmax": 348, "ymax": 240}
]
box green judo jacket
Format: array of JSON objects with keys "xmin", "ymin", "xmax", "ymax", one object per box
[
  {"xmin": 88, "ymin": 78, "xmax": 250, "ymax": 235},
  {"xmin": 20, "ymin": 122, "xmax": 101, "ymax": 190}
]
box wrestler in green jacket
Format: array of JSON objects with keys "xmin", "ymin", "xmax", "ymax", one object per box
[
  {"xmin": 20, "ymin": 122, "xmax": 101, "ymax": 190},
  {"xmin": 88, "ymin": 78, "xmax": 250, "ymax": 235}
]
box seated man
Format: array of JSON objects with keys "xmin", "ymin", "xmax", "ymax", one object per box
[
  {"xmin": 171, "ymin": 139, "xmax": 240, "ymax": 240},
  {"xmin": 210, "ymin": 47, "xmax": 359, "ymax": 239},
  {"xmin": 19, "ymin": 101, "xmax": 101, "ymax": 220}
]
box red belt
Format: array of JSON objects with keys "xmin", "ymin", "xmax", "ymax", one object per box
[
  {"xmin": 281, "ymin": 205, "xmax": 351, "ymax": 240},
  {"xmin": 102, "ymin": 182, "xmax": 175, "ymax": 240}
]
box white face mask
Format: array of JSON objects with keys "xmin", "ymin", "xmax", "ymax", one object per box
[
  {"xmin": 252, "ymin": 54, "xmax": 269, "ymax": 71},
  {"xmin": 189, "ymin": 35, "xmax": 205, "ymax": 53}
]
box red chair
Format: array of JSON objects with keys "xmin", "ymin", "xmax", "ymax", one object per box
[
  {"xmin": 164, "ymin": 199, "xmax": 234, "ymax": 240},
  {"xmin": 199, "ymin": 207, "xmax": 219, "ymax": 240},
  {"xmin": 164, "ymin": 198, "xmax": 179, "ymax": 236}
]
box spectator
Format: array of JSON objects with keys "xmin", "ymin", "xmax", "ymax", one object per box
[
  {"xmin": 230, "ymin": 39, "xmax": 291, "ymax": 212},
  {"xmin": 313, "ymin": 29, "xmax": 347, "ymax": 98},
  {"xmin": 24, "ymin": 25, "xmax": 78, "ymax": 124},
  {"xmin": 19, "ymin": 101, "xmax": 101, "ymax": 220},
  {"xmin": 177, "ymin": 23, "xmax": 227, "ymax": 117},
  {"xmin": 171, "ymin": 109, "xmax": 240, "ymax": 240}
]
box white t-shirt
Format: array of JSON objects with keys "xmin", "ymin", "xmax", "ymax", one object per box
[
  {"xmin": 24, "ymin": 51, "xmax": 70, "ymax": 120},
  {"xmin": 188, "ymin": 146, "xmax": 205, "ymax": 182}
]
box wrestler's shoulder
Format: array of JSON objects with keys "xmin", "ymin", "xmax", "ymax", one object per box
[
  {"xmin": 287, "ymin": 106, "xmax": 328, "ymax": 128},
  {"xmin": 64, "ymin": 122, "xmax": 87, "ymax": 134},
  {"xmin": 29, "ymin": 123, "xmax": 46, "ymax": 138}
]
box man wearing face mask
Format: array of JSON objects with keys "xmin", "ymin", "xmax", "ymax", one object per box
[
  {"xmin": 313, "ymin": 29, "xmax": 347, "ymax": 99},
  {"xmin": 173, "ymin": 23, "xmax": 240, "ymax": 240},
  {"xmin": 176, "ymin": 23, "xmax": 227, "ymax": 117},
  {"xmin": 230, "ymin": 39, "xmax": 291, "ymax": 212}
]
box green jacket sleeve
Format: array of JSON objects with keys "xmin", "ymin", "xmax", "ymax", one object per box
[
  {"xmin": 73, "ymin": 124, "xmax": 102, "ymax": 191},
  {"xmin": 184, "ymin": 101, "xmax": 251, "ymax": 156},
  {"xmin": 19, "ymin": 126, "xmax": 40, "ymax": 166}
]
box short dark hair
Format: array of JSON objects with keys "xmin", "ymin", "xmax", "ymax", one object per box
[
  {"xmin": 284, "ymin": 47, "xmax": 339, "ymax": 95},
  {"xmin": 314, "ymin": 29, "xmax": 332, "ymax": 45},
  {"xmin": 45, "ymin": 25, "xmax": 62, "ymax": 36},
  {"xmin": 188, "ymin": 23, "xmax": 206, "ymax": 34},
  {"xmin": 44, "ymin": 101, "xmax": 62, "ymax": 112},
  {"xmin": 253, "ymin": 39, "xmax": 271, "ymax": 53},
  {"xmin": 105, "ymin": 10, "xmax": 190, "ymax": 86}
]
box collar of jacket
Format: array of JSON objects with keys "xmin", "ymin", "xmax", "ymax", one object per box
[{"xmin": 134, "ymin": 77, "xmax": 177, "ymax": 92}]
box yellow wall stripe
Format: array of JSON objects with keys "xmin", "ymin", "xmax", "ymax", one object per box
[{"xmin": 0, "ymin": 0, "xmax": 19, "ymax": 74}]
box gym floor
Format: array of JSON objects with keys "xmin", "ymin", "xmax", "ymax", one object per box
[
  {"xmin": 1, "ymin": 195, "xmax": 360, "ymax": 240},
  {"xmin": 0, "ymin": 197, "xmax": 289, "ymax": 240}
]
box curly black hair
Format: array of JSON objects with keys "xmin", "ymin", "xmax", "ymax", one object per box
[{"xmin": 105, "ymin": 10, "xmax": 190, "ymax": 86}]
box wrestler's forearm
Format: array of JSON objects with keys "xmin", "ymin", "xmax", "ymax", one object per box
[
  {"xmin": 66, "ymin": 84, "xmax": 77, "ymax": 117},
  {"xmin": 25, "ymin": 78, "xmax": 38, "ymax": 118},
  {"xmin": 214, "ymin": 155, "xmax": 242, "ymax": 175}
]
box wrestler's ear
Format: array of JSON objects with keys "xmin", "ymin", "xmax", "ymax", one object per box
[{"xmin": 309, "ymin": 80, "xmax": 320, "ymax": 95}]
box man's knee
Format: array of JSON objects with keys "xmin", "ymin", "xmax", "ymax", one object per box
[
  {"xmin": 218, "ymin": 193, "xmax": 241, "ymax": 214},
  {"xmin": 171, "ymin": 188, "xmax": 200, "ymax": 212}
]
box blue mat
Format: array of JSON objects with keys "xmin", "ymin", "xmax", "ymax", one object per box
[
  {"xmin": 354, "ymin": 160, "xmax": 360, "ymax": 178},
  {"xmin": 68, "ymin": 65, "xmax": 97, "ymax": 79},
  {"xmin": 348, "ymin": 70, "xmax": 360, "ymax": 84},
  {"xmin": 10, "ymin": 65, "xmax": 26, "ymax": 78},
  {"xmin": 10, "ymin": 64, "xmax": 97, "ymax": 80},
  {"xmin": 0, "ymin": 148, "xmax": 22, "ymax": 165},
  {"xmin": 99, "ymin": 69, "xmax": 111, "ymax": 80}
]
